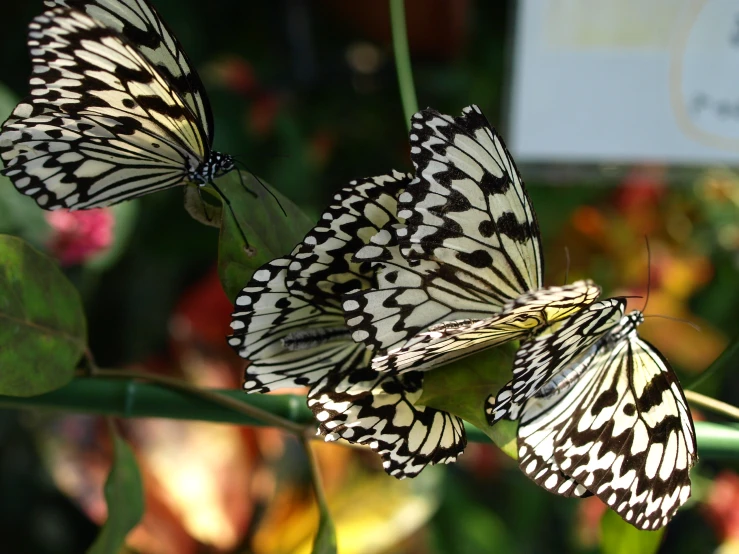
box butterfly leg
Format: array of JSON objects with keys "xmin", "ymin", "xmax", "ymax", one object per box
[{"xmin": 209, "ymin": 181, "xmax": 252, "ymax": 249}]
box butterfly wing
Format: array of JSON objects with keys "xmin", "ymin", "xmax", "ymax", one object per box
[
  {"xmin": 309, "ymin": 369, "xmax": 466, "ymax": 478},
  {"xmin": 371, "ymin": 281, "xmax": 600, "ymax": 373},
  {"xmin": 344, "ymin": 105, "xmax": 591, "ymax": 364},
  {"xmin": 0, "ymin": 8, "xmax": 206, "ymax": 208},
  {"xmin": 342, "ymin": 223, "xmax": 503, "ymax": 354},
  {"xmin": 518, "ymin": 315, "xmax": 697, "ymax": 530},
  {"xmin": 401, "ymin": 104, "xmax": 543, "ymax": 299},
  {"xmin": 229, "ymin": 172, "xmax": 412, "ymax": 392},
  {"xmin": 1, "ymin": 104, "xmax": 193, "ymax": 209},
  {"xmin": 44, "ymin": 0, "xmax": 214, "ymax": 142},
  {"xmin": 487, "ymin": 298, "xmax": 625, "ymax": 424},
  {"xmin": 287, "ymin": 171, "xmax": 410, "ymax": 308}
]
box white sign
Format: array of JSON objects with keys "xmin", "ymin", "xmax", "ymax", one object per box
[{"xmin": 509, "ymin": 0, "xmax": 739, "ymax": 165}]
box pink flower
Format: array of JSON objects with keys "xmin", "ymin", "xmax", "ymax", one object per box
[{"xmin": 46, "ymin": 209, "xmax": 115, "ymax": 265}]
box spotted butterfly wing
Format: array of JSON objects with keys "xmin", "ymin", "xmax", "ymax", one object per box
[
  {"xmin": 309, "ymin": 369, "xmax": 466, "ymax": 478},
  {"xmin": 43, "ymin": 0, "xmax": 214, "ymax": 140},
  {"xmin": 0, "ymin": 6, "xmax": 230, "ymax": 210},
  {"xmin": 508, "ymin": 299, "xmax": 697, "ymax": 529},
  {"xmin": 487, "ymin": 298, "xmax": 627, "ymax": 424},
  {"xmin": 228, "ymin": 173, "xmax": 466, "ymax": 478},
  {"xmin": 343, "ymin": 105, "xmax": 599, "ymax": 373},
  {"xmin": 229, "ymin": 173, "xmax": 408, "ymax": 392}
]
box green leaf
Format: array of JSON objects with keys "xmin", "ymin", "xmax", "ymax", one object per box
[
  {"xmin": 0, "ymin": 235, "xmax": 86, "ymax": 396},
  {"xmin": 599, "ymin": 509, "xmax": 664, "ymax": 554},
  {"xmin": 417, "ymin": 343, "xmax": 519, "ymax": 458},
  {"xmin": 312, "ymin": 504, "xmax": 338, "ymax": 554},
  {"xmin": 87, "ymin": 422, "xmax": 145, "ymax": 554},
  {"xmin": 214, "ymin": 171, "xmax": 315, "ymax": 301}
]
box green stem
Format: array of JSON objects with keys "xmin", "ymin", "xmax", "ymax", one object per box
[
  {"xmin": 390, "ymin": 0, "xmax": 418, "ymax": 130},
  {"xmin": 301, "ymin": 435, "xmax": 337, "ymax": 553},
  {"xmin": 687, "ymin": 337, "xmax": 739, "ymax": 391},
  {"xmin": 684, "ymin": 389, "xmax": 739, "ymax": 422},
  {"xmin": 2, "ymin": 378, "xmax": 739, "ymax": 458}
]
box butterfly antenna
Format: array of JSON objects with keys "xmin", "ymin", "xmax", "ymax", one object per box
[
  {"xmin": 563, "ymin": 246, "xmax": 570, "ymax": 285},
  {"xmin": 234, "ymin": 160, "xmax": 287, "ymax": 216},
  {"xmin": 643, "ymin": 236, "xmax": 651, "ymax": 313},
  {"xmin": 644, "ymin": 314, "xmax": 702, "ymax": 332},
  {"xmin": 209, "ymin": 182, "xmax": 251, "ymax": 249}
]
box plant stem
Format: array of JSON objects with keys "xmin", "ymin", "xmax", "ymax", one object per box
[
  {"xmin": 685, "ymin": 389, "xmax": 739, "ymax": 422},
  {"xmin": 687, "ymin": 338, "xmax": 739, "ymax": 391},
  {"xmin": 301, "ymin": 435, "xmax": 337, "ymax": 553},
  {"xmin": 3, "ymin": 378, "xmax": 739, "ymax": 457},
  {"xmin": 98, "ymin": 369, "xmax": 307, "ymax": 435},
  {"xmin": 390, "ymin": 0, "xmax": 418, "ymax": 130}
]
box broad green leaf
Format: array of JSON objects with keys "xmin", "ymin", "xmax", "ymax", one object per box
[
  {"xmin": 214, "ymin": 171, "xmax": 314, "ymax": 301},
  {"xmin": 417, "ymin": 343, "xmax": 519, "ymax": 458},
  {"xmin": 88, "ymin": 423, "xmax": 145, "ymax": 554},
  {"xmin": 599, "ymin": 509, "xmax": 664, "ymax": 554},
  {"xmin": 0, "ymin": 235, "xmax": 86, "ymax": 396}
]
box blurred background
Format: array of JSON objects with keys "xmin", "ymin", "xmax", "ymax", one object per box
[{"xmin": 0, "ymin": 0, "xmax": 738, "ymax": 552}]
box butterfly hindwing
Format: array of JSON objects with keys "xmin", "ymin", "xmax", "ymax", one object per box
[
  {"xmin": 229, "ymin": 173, "xmax": 467, "ymax": 478},
  {"xmin": 228, "ymin": 257, "xmax": 364, "ymax": 392},
  {"xmin": 1, "ymin": 103, "xmax": 190, "ymax": 209},
  {"xmin": 309, "ymin": 369, "xmax": 466, "ymax": 478}
]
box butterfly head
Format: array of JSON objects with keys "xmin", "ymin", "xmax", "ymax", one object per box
[
  {"xmin": 189, "ymin": 151, "xmax": 235, "ymax": 185},
  {"xmin": 607, "ymin": 309, "xmax": 645, "ymax": 345}
]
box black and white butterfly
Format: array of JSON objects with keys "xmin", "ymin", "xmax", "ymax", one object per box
[
  {"xmin": 228, "ymin": 172, "xmax": 467, "ymax": 478},
  {"xmin": 343, "ymin": 105, "xmax": 600, "ymax": 374},
  {"xmin": 0, "ymin": 1, "xmax": 236, "ymax": 213},
  {"xmin": 490, "ymin": 298, "xmax": 697, "ymax": 530}
]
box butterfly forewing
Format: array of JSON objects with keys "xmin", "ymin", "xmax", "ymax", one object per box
[
  {"xmin": 0, "ymin": 5, "xmax": 230, "ymax": 210},
  {"xmin": 401, "ymin": 105, "xmax": 543, "ymax": 301},
  {"xmin": 44, "ymin": 0, "xmax": 214, "ymax": 141},
  {"xmin": 371, "ymin": 281, "xmax": 600, "ymax": 374},
  {"xmin": 345, "ymin": 105, "xmax": 598, "ymax": 373}
]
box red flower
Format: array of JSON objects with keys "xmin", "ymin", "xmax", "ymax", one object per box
[{"xmin": 45, "ymin": 208, "xmax": 114, "ymax": 265}]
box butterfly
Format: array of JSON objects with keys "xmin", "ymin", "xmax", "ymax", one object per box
[
  {"xmin": 228, "ymin": 172, "xmax": 467, "ymax": 478},
  {"xmin": 490, "ymin": 298, "xmax": 697, "ymax": 530},
  {"xmin": 342, "ymin": 105, "xmax": 600, "ymax": 374},
  {"xmin": 0, "ymin": 2, "xmax": 238, "ymax": 219}
]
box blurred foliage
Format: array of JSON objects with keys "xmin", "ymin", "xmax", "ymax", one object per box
[
  {"xmin": 0, "ymin": 1, "xmax": 737, "ymax": 553},
  {"xmin": 0, "ymin": 236, "xmax": 85, "ymax": 396}
]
